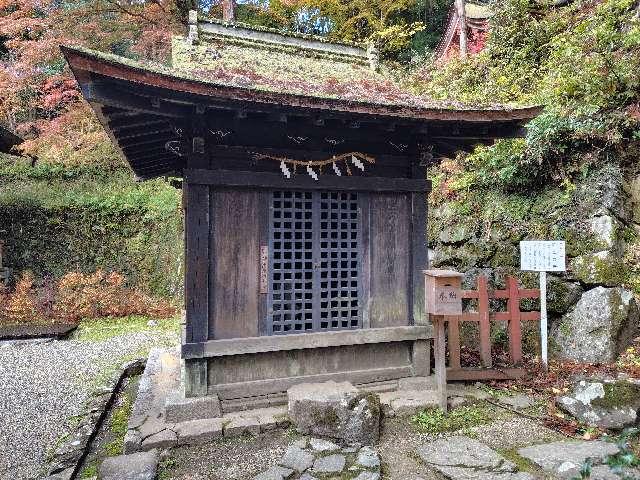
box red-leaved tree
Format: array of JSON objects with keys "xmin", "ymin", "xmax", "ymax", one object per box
[{"xmin": 0, "ymin": 0, "xmax": 181, "ymax": 164}]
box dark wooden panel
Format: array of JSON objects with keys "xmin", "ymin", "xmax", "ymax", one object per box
[
  {"xmin": 185, "ymin": 169, "xmax": 431, "ymax": 192},
  {"xmin": 410, "ymin": 191, "xmax": 429, "ymax": 325},
  {"xmin": 369, "ymin": 194, "xmax": 411, "ymax": 327},
  {"xmin": 184, "ymin": 183, "xmax": 210, "ymax": 343},
  {"xmin": 210, "ymin": 189, "xmax": 261, "ymax": 339},
  {"xmin": 207, "ymin": 341, "xmax": 413, "ymax": 395}
]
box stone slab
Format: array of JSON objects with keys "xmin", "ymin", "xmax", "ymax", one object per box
[
  {"xmin": 288, "ymin": 381, "xmax": 381, "ymax": 444},
  {"xmin": 224, "ymin": 415, "xmax": 261, "ymax": 437},
  {"xmin": 416, "ymin": 436, "xmax": 516, "ymax": 472},
  {"xmin": 498, "ymin": 394, "xmax": 536, "ymax": 410},
  {"xmin": 252, "ymin": 465, "xmax": 295, "ymax": 480},
  {"xmin": 99, "ymin": 450, "xmax": 158, "ymax": 480},
  {"xmin": 279, "ymin": 445, "xmax": 315, "ymax": 472},
  {"xmin": 357, "ymin": 446, "xmax": 380, "ymax": 469},
  {"xmin": 398, "ymin": 376, "xmax": 436, "ymax": 391},
  {"xmin": 436, "ymin": 466, "xmax": 534, "ymax": 480},
  {"xmin": 164, "ymin": 389, "xmax": 222, "ymax": 423},
  {"xmin": 123, "ymin": 429, "xmax": 142, "ymax": 454},
  {"xmin": 140, "ymin": 429, "xmax": 177, "ymax": 450},
  {"xmin": 175, "ymin": 418, "xmax": 224, "ymax": 445},
  {"xmin": 517, "ymin": 440, "xmax": 619, "ymax": 478},
  {"xmin": 380, "ymin": 389, "xmax": 439, "ymax": 416},
  {"xmin": 312, "ymin": 454, "xmax": 346, "ymax": 474},
  {"xmin": 309, "ymin": 438, "xmax": 340, "ymax": 453}
]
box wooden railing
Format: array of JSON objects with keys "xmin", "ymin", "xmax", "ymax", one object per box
[{"xmin": 441, "ymin": 275, "xmax": 540, "ymax": 381}]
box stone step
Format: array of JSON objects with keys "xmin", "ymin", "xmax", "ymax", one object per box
[{"xmin": 99, "ymin": 450, "xmax": 159, "ymax": 480}]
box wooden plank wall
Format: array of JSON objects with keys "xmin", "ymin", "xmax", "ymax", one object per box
[
  {"xmin": 368, "ymin": 193, "xmax": 410, "ymax": 327},
  {"xmin": 209, "ymin": 189, "xmax": 262, "ymax": 339},
  {"xmin": 186, "ymin": 185, "xmax": 427, "ymax": 342}
]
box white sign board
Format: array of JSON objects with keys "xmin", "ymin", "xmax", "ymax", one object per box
[{"xmin": 520, "ymin": 241, "xmax": 566, "ymax": 272}]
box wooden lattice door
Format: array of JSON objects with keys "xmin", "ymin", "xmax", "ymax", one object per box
[{"xmin": 267, "ymin": 190, "xmax": 363, "ymax": 335}]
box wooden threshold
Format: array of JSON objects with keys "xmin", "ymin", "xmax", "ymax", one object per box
[
  {"xmin": 181, "ymin": 325, "xmax": 433, "ymax": 359},
  {"xmin": 447, "ymin": 367, "xmax": 525, "ymax": 381}
]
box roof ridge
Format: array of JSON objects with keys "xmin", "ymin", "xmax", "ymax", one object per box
[{"xmin": 198, "ymin": 17, "xmax": 368, "ymax": 55}]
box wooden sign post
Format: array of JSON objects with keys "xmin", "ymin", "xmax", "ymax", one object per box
[
  {"xmin": 520, "ymin": 241, "xmax": 566, "ymax": 369},
  {"xmin": 424, "ymin": 269, "xmax": 464, "ymax": 412}
]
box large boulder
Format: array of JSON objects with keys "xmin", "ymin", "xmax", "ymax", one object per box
[
  {"xmin": 556, "ymin": 379, "xmax": 640, "ymax": 429},
  {"xmin": 287, "ymin": 381, "xmax": 381, "ymax": 445},
  {"xmin": 554, "ymin": 287, "xmax": 639, "ymax": 363}
]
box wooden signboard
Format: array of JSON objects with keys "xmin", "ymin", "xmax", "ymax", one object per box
[{"xmin": 520, "ymin": 240, "xmax": 566, "ymax": 368}]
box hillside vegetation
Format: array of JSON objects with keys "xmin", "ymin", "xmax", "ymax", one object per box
[{"xmin": 1, "ymin": 0, "xmax": 639, "ymax": 316}]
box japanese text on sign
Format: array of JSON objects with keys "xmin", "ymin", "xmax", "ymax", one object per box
[
  {"xmin": 520, "ymin": 241, "xmax": 566, "ymax": 272},
  {"xmin": 436, "ymin": 287, "xmax": 459, "ymax": 304}
]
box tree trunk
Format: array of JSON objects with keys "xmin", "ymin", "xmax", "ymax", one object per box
[
  {"xmin": 222, "ymin": 0, "xmax": 236, "ymax": 22},
  {"xmin": 455, "ymin": 0, "xmax": 468, "ymax": 58}
]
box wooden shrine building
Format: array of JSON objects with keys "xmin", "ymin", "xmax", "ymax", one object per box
[{"xmin": 63, "ymin": 13, "xmax": 539, "ymax": 410}]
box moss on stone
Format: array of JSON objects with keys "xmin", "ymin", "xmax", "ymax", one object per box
[
  {"xmin": 592, "ymin": 382, "xmax": 640, "ymax": 409},
  {"xmin": 570, "ymin": 251, "xmax": 630, "ymax": 286},
  {"xmin": 496, "ymin": 448, "xmax": 542, "ymax": 473},
  {"xmin": 312, "ymin": 408, "xmax": 340, "ymax": 430}
]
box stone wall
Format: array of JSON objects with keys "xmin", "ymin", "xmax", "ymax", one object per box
[{"xmin": 428, "ymin": 163, "xmax": 640, "ymax": 363}]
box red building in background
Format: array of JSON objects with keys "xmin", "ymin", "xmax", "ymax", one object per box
[{"xmin": 436, "ymin": 1, "xmax": 490, "ymax": 59}]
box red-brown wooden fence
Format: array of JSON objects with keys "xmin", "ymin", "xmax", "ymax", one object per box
[{"xmin": 441, "ymin": 275, "xmax": 540, "ymax": 381}]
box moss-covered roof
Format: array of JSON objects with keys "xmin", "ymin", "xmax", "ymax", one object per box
[{"xmin": 69, "ymin": 42, "xmax": 538, "ymax": 118}]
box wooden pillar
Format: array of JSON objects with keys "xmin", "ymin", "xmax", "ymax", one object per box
[
  {"xmin": 433, "ymin": 315, "xmax": 448, "ymax": 412},
  {"xmin": 410, "ymin": 159, "xmax": 430, "ymax": 326},
  {"xmin": 412, "ymin": 339, "xmax": 431, "ymax": 377},
  {"xmin": 455, "ymin": 0, "xmax": 468, "ymax": 57},
  {"xmin": 184, "ymin": 114, "xmax": 210, "ymax": 397}
]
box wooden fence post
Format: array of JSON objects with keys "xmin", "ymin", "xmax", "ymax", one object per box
[
  {"xmin": 478, "ymin": 276, "xmax": 492, "ymax": 368},
  {"xmin": 507, "ymin": 276, "xmax": 523, "ymax": 365}
]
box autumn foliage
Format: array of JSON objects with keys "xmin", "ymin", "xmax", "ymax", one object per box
[
  {"xmin": 0, "ymin": 270, "xmax": 176, "ymax": 324},
  {"xmin": 0, "ymin": 0, "xmax": 180, "ymax": 164}
]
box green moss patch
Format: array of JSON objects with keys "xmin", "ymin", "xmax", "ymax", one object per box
[
  {"xmin": 412, "ymin": 403, "xmax": 494, "ymax": 434},
  {"xmin": 496, "ymin": 448, "xmax": 542, "ymax": 474},
  {"xmin": 592, "ymin": 382, "xmax": 640, "ymax": 409},
  {"xmin": 74, "ymin": 315, "xmax": 180, "ymax": 342}
]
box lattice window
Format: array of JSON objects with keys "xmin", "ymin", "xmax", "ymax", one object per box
[
  {"xmin": 268, "ymin": 190, "xmax": 362, "ymax": 335},
  {"xmin": 318, "ymin": 192, "xmax": 360, "ymax": 330}
]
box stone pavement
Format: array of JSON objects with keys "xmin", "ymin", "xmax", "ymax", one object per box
[
  {"xmin": 416, "ymin": 436, "xmax": 534, "ymax": 480},
  {"xmin": 416, "ymin": 434, "xmax": 640, "ymax": 480},
  {"xmin": 252, "ymin": 437, "xmax": 381, "ymax": 480},
  {"xmin": 518, "ymin": 440, "xmax": 635, "ymax": 479}
]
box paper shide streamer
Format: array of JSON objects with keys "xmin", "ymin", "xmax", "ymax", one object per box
[{"xmin": 252, "ymin": 152, "xmax": 376, "ymax": 181}]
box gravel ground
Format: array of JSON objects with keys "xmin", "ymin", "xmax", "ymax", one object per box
[
  {"xmin": 0, "ymin": 330, "xmax": 178, "ymax": 480},
  {"xmin": 162, "ymin": 431, "xmax": 293, "ymax": 480}
]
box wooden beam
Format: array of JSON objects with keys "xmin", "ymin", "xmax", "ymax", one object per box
[
  {"xmin": 184, "ymin": 168, "xmax": 431, "ymax": 192},
  {"xmin": 120, "ymin": 134, "xmax": 176, "ymax": 149},
  {"xmin": 109, "ymin": 117, "xmax": 167, "ymax": 130},
  {"xmin": 117, "ymin": 126, "xmax": 172, "ymax": 140},
  {"xmin": 82, "ymin": 81, "xmax": 187, "ymax": 118},
  {"xmin": 182, "ymin": 325, "xmax": 432, "ymax": 359}
]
